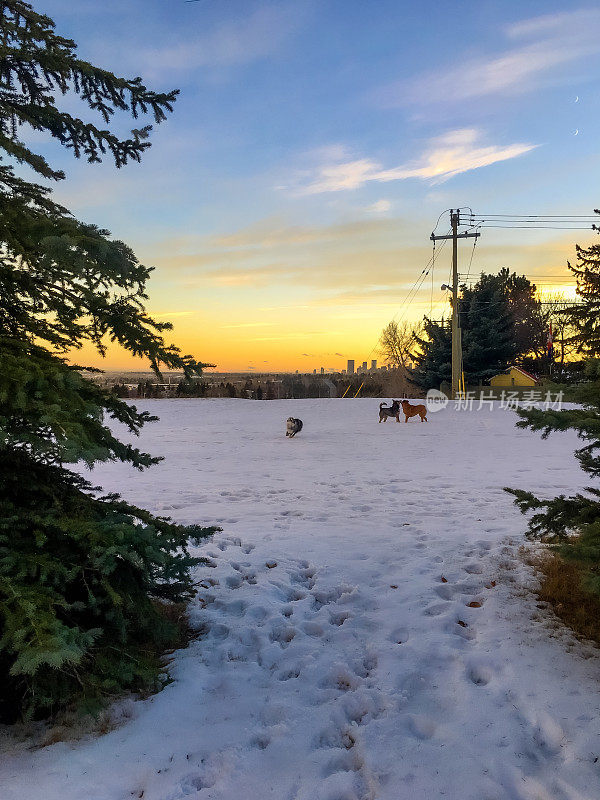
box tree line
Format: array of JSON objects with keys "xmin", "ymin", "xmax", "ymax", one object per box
[
  {"xmin": 379, "ymin": 269, "xmax": 580, "ymax": 389},
  {"xmin": 113, "ymin": 375, "xmax": 389, "ymax": 400}
]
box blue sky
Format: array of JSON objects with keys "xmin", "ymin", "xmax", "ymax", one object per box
[{"xmin": 35, "ymin": 0, "xmax": 600, "ymax": 371}]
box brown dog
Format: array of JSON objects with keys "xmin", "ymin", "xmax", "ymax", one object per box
[{"xmin": 401, "ymin": 399, "xmax": 428, "ymax": 423}]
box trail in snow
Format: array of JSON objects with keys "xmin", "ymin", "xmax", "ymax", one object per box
[{"xmin": 1, "ymin": 399, "xmax": 600, "ymax": 800}]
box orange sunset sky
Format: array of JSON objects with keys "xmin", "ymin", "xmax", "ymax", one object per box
[{"xmin": 35, "ymin": 1, "xmax": 599, "ymax": 374}]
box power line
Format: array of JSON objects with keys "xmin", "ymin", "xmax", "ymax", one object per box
[
  {"xmin": 458, "ymin": 273, "xmax": 576, "ymax": 277},
  {"xmin": 465, "ymin": 213, "xmax": 599, "ymax": 219},
  {"xmin": 358, "ymin": 232, "xmax": 451, "ymax": 367},
  {"xmin": 390, "ymin": 233, "xmax": 450, "ymax": 327},
  {"xmin": 461, "ymin": 211, "xmax": 597, "ymax": 232},
  {"xmin": 463, "ymin": 226, "xmax": 480, "ymax": 285},
  {"xmin": 467, "ymin": 225, "xmax": 593, "ymax": 230}
]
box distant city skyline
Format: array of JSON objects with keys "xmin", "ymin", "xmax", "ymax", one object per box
[{"xmin": 34, "ymin": 1, "xmax": 598, "ymax": 372}]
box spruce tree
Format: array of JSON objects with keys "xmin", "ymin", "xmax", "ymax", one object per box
[
  {"xmin": 412, "ymin": 317, "xmax": 453, "ymax": 389},
  {"xmin": 0, "ymin": 1, "xmax": 216, "ymax": 720},
  {"xmin": 507, "ymin": 212, "xmax": 600, "ymax": 598},
  {"xmin": 412, "ymin": 269, "xmax": 540, "ymax": 389}
]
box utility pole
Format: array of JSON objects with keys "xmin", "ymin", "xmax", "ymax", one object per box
[{"xmin": 431, "ymin": 210, "xmax": 480, "ymax": 399}]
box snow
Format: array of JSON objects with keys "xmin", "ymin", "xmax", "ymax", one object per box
[{"xmin": 2, "ymin": 398, "xmax": 600, "ymax": 800}]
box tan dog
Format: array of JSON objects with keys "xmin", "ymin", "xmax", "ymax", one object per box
[{"xmin": 401, "ymin": 399, "xmax": 428, "ymax": 423}]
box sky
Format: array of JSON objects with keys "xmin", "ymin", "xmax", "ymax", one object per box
[{"xmin": 32, "ymin": 0, "xmax": 600, "ymax": 372}]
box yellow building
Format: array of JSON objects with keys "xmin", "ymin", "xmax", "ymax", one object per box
[{"xmin": 490, "ymin": 366, "xmax": 538, "ymax": 388}]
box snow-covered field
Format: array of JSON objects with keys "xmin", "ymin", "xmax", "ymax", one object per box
[{"xmin": 3, "ymin": 398, "xmax": 600, "ymax": 800}]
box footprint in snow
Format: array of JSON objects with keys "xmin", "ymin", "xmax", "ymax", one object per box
[
  {"xmin": 352, "ymin": 652, "xmax": 378, "ymax": 678},
  {"xmin": 343, "ymin": 690, "xmax": 386, "ymax": 725},
  {"xmin": 269, "ymin": 623, "xmax": 297, "ymax": 647},
  {"xmin": 389, "ymin": 626, "xmax": 409, "ymax": 644},
  {"xmin": 531, "ymin": 712, "xmax": 566, "ymax": 757},
  {"xmin": 434, "ymin": 583, "xmax": 454, "ymax": 600},
  {"xmin": 285, "ymin": 588, "xmax": 307, "ymax": 603},
  {"xmin": 173, "ymin": 772, "xmax": 215, "ymax": 796},
  {"xmin": 329, "ymin": 610, "xmax": 353, "ymax": 627},
  {"xmin": 423, "ymin": 602, "xmax": 449, "ymax": 617},
  {"xmin": 408, "ymin": 714, "xmax": 437, "ymax": 740},
  {"xmin": 321, "ymin": 748, "xmax": 363, "ymax": 778},
  {"xmin": 315, "ymin": 723, "xmax": 357, "ymax": 751},
  {"xmin": 291, "ymin": 567, "xmax": 316, "ymax": 589},
  {"xmin": 208, "ymin": 623, "xmax": 229, "ymax": 640},
  {"xmin": 242, "ymin": 569, "xmax": 257, "ymax": 585},
  {"xmin": 250, "ymin": 732, "xmax": 271, "ymax": 750},
  {"xmin": 448, "ymin": 619, "xmax": 476, "ymax": 641},
  {"xmin": 320, "ymin": 664, "xmax": 361, "ymax": 693},
  {"xmin": 467, "ymin": 662, "xmax": 494, "ymax": 686},
  {"xmin": 246, "ymin": 605, "xmax": 269, "ymax": 624},
  {"xmin": 214, "ymin": 598, "xmax": 246, "ymax": 617},
  {"xmin": 312, "ymin": 585, "xmax": 356, "ymax": 609},
  {"xmin": 277, "ymin": 666, "xmax": 301, "ymax": 681},
  {"xmin": 302, "ymin": 620, "xmax": 324, "ymax": 637}
]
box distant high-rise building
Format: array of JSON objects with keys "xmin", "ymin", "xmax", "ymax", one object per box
[
  {"xmin": 371, "ymin": 359, "xmax": 377, "ymax": 370},
  {"xmin": 320, "ymin": 367, "xmax": 325, "ymax": 374},
  {"xmin": 362, "ymin": 361, "xmax": 367, "ymax": 371},
  {"xmin": 313, "ymin": 369, "xmax": 316, "ymax": 374},
  {"xmin": 347, "ymin": 359, "xmax": 355, "ymax": 374}
]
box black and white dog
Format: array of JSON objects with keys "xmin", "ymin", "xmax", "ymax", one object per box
[
  {"xmin": 378, "ymin": 400, "xmax": 401, "ymax": 423},
  {"xmin": 286, "ymin": 417, "xmax": 303, "ymax": 437}
]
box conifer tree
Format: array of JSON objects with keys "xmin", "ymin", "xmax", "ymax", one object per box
[
  {"xmin": 507, "ymin": 212, "xmax": 600, "ymax": 598},
  {"xmin": 0, "ymin": 1, "xmax": 216, "ymax": 720},
  {"xmin": 412, "ymin": 269, "xmax": 540, "ymax": 389}
]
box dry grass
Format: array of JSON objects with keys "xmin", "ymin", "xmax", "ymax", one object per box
[{"xmin": 532, "ymin": 551, "xmax": 600, "ymax": 647}]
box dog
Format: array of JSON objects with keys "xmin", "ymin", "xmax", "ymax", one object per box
[
  {"xmin": 286, "ymin": 417, "xmax": 303, "ymax": 437},
  {"xmin": 378, "ymin": 400, "xmax": 401, "ymax": 423},
  {"xmin": 401, "ymin": 399, "xmax": 428, "ymax": 423}
]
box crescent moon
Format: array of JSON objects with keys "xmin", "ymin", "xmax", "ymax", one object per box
[
  {"xmin": 575, "ymin": 95, "xmax": 579, "ymax": 102},
  {"xmin": 574, "ymin": 129, "xmax": 579, "ymax": 136}
]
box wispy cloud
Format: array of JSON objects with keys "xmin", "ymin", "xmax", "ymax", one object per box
[
  {"xmin": 149, "ymin": 310, "xmax": 195, "ymax": 318},
  {"xmin": 294, "ymin": 129, "xmax": 536, "ymax": 194},
  {"xmin": 220, "ymin": 322, "xmax": 277, "ymax": 329},
  {"xmin": 209, "ymin": 216, "xmax": 395, "ymax": 249},
  {"xmin": 366, "ymin": 199, "xmax": 392, "ymax": 214},
  {"xmin": 135, "ymin": 3, "xmax": 308, "ymax": 74},
  {"xmin": 204, "ymin": 264, "xmax": 285, "ymax": 287},
  {"xmin": 381, "ymin": 8, "xmax": 600, "ymax": 106}
]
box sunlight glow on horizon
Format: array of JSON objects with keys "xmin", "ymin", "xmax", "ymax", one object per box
[{"xmin": 38, "ymin": 0, "xmax": 599, "ymax": 373}]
